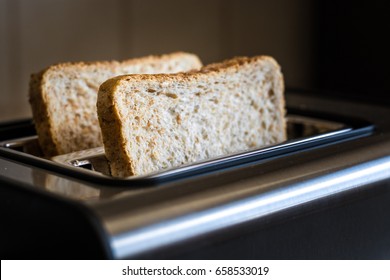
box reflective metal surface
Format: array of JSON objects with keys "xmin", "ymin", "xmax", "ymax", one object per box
[
  {"xmin": 1, "ymin": 91, "xmax": 390, "ymax": 259},
  {"xmin": 110, "ymin": 156, "xmax": 390, "ymax": 258},
  {"xmin": 97, "ymin": 134, "xmax": 390, "ymax": 258}
]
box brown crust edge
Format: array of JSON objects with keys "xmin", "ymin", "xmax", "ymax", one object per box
[
  {"xmin": 38, "ymin": 52, "xmax": 202, "ymax": 74},
  {"xmin": 29, "ymin": 71, "xmax": 60, "ymax": 157},
  {"xmin": 97, "ymin": 79, "xmax": 135, "ymax": 176},
  {"xmin": 105, "ymin": 55, "xmax": 281, "ymax": 84}
]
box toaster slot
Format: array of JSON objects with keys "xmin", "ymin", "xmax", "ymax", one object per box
[{"xmin": 0, "ymin": 111, "xmax": 374, "ymax": 184}]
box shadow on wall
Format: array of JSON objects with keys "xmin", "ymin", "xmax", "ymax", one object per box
[{"xmin": 0, "ymin": 0, "xmax": 314, "ymax": 121}]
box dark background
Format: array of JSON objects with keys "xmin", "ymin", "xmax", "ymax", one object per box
[
  {"xmin": 314, "ymin": 1, "xmax": 390, "ymax": 106},
  {"xmin": 1, "ymin": 0, "xmax": 389, "ymax": 121}
]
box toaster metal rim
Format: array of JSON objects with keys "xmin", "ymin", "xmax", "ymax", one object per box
[{"xmin": 0, "ymin": 111, "xmax": 375, "ymax": 186}]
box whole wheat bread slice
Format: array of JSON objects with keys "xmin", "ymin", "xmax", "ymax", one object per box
[
  {"xmin": 29, "ymin": 52, "xmax": 202, "ymax": 157},
  {"xmin": 97, "ymin": 55, "xmax": 286, "ymax": 177}
]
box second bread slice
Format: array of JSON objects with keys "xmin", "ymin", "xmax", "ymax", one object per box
[
  {"xmin": 97, "ymin": 56, "xmax": 286, "ymax": 177},
  {"xmin": 29, "ymin": 52, "xmax": 202, "ymax": 156}
]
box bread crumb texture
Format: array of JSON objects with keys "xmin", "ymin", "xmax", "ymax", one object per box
[
  {"xmin": 29, "ymin": 52, "xmax": 202, "ymax": 156},
  {"xmin": 97, "ymin": 55, "xmax": 286, "ymax": 177}
]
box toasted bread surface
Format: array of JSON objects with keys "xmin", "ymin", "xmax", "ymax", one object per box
[
  {"xmin": 97, "ymin": 56, "xmax": 286, "ymax": 177},
  {"xmin": 29, "ymin": 52, "xmax": 202, "ymax": 156}
]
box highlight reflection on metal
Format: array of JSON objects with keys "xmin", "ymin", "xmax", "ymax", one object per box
[{"xmin": 111, "ymin": 156, "xmax": 390, "ymax": 259}]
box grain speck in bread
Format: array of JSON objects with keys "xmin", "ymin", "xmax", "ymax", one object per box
[
  {"xmin": 98, "ymin": 56, "xmax": 286, "ymax": 177},
  {"xmin": 29, "ymin": 52, "xmax": 202, "ymax": 157}
]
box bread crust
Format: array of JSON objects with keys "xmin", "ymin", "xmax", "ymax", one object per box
[
  {"xmin": 29, "ymin": 52, "xmax": 202, "ymax": 156},
  {"xmin": 29, "ymin": 70, "xmax": 58, "ymax": 157},
  {"xmin": 97, "ymin": 55, "xmax": 286, "ymax": 177}
]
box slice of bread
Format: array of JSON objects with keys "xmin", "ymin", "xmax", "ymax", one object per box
[
  {"xmin": 97, "ymin": 55, "xmax": 286, "ymax": 177},
  {"xmin": 29, "ymin": 52, "xmax": 202, "ymax": 157}
]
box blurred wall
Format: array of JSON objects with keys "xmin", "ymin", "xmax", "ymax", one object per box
[{"xmin": 0, "ymin": 0, "xmax": 314, "ymax": 121}]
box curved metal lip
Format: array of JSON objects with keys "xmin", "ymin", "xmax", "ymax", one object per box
[{"xmin": 110, "ymin": 155, "xmax": 390, "ymax": 259}]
